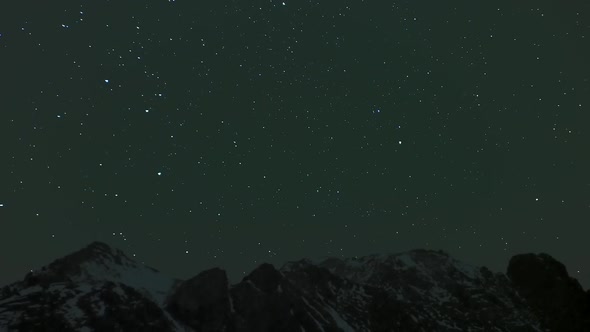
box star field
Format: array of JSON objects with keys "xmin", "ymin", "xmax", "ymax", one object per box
[{"xmin": 1, "ymin": 1, "xmax": 589, "ymax": 287}]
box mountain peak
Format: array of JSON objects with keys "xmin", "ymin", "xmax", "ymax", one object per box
[
  {"xmin": 60, "ymin": 241, "xmax": 131, "ymax": 268},
  {"xmin": 82, "ymin": 241, "xmax": 118, "ymax": 255},
  {"xmin": 23, "ymin": 241, "xmax": 136, "ymax": 286}
]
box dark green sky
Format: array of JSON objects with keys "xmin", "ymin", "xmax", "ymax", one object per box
[{"xmin": 1, "ymin": 0, "xmax": 589, "ymax": 288}]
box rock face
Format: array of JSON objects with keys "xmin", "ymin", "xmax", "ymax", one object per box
[
  {"xmin": 1, "ymin": 242, "xmax": 588, "ymax": 332},
  {"xmin": 507, "ymin": 253, "xmax": 590, "ymax": 332},
  {"xmin": 166, "ymin": 268, "xmax": 233, "ymax": 332}
]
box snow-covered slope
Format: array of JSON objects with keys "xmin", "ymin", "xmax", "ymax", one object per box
[
  {"xmin": 313, "ymin": 250, "xmax": 544, "ymax": 331},
  {"xmin": 0, "ymin": 242, "xmax": 187, "ymax": 332}
]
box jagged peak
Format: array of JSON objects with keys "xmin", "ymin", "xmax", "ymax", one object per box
[
  {"xmin": 280, "ymin": 249, "xmax": 455, "ymax": 277},
  {"xmin": 17, "ymin": 241, "xmax": 177, "ymax": 308},
  {"xmin": 22, "ymin": 241, "xmax": 144, "ymax": 288},
  {"xmin": 242, "ymin": 263, "xmax": 283, "ymax": 293},
  {"xmin": 52, "ymin": 241, "xmax": 134, "ymax": 269},
  {"xmin": 83, "ymin": 241, "xmax": 120, "ymax": 256},
  {"xmin": 309, "ymin": 248, "xmax": 481, "ymax": 286},
  {"xmin": 318, "ymin": 249, "xmax": 452, "ymax": 269},
  {"xmin": 280, "ymin": 258, "xmax": 315, "ymax": 272}
]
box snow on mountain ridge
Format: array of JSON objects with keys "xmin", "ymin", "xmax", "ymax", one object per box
[
  {"xmin": 2, "ymin": 242, "xmax": 587, "ymax": 331},
  {"xmin": 0, "ymin": 242, "xmax": 186, "ymax": 331},
  {"xmin": 24, "ymin": 241, "xmax": 178, "ymax": 306},
  {"xmin": 318, "ymin": 249, "xmax": 481, "ymax": 286},
  {"xmin": 311, "ymin": 249, "xmax": 547, "ymax": 331}
]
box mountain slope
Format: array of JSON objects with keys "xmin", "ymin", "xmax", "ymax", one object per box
[
  {"xmin": 0, "ymin": 242, "xmax": 184, "ymax": 331},
  {"xmin": 1, "ymin": 242, "xmax": 588, "ymax": 331}
]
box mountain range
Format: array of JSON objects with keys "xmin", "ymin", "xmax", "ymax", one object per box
[{"xmin": 1, "ymin": 242, "xmax": 588, "ymax": 331}]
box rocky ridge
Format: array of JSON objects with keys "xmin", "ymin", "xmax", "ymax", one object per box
[{"xmin": 0, "ymin": 242, "xmax": 588, "ymax": 331}]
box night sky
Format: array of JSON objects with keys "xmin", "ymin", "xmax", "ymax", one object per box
[{"xmin": 1, "ymin": 1, "xmax": 589, "ymax": 289}]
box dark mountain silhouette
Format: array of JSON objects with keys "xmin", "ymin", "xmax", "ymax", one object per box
[{"xmin": 1, "ymin": 242, "xmax": 588, "ymax": 331}]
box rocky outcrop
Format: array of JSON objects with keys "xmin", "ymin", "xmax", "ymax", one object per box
[
  {"xmin": 507, "ymin": 253, "xmax": 590, "ymax": 332},
  {"xmin": 230, "ymin": 264, "xmax": 307, "ymax": 332},
  {"xmin": 166, "ymin": 268, "xmax": 233, "ymax": 332}
]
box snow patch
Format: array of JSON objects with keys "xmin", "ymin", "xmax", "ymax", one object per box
[
  {"xmin": 228, "ymin": 292, "xmax": 236, "ymax": 313},
  {"xmin": 454, "ymin": 260, "xmax": 479, "ymax": 280},
  {"xmin": 62, "ymin": 291, "xmax": 88, "ymax": 327},
  {"xmin": 18, "ymin": 285, "xmax": 42, "ymax": 296},
  {"xmin": 301, "ymin": 296, "xmax": 329, "ymax": 325},
  {"xmin": 326, "ymin": 305, "xmax": 355, "ymax": 332},
  {"xmin": 430, "ymin": 286, "xmax": 453, "ymax": 302},
  {"xmin": 397, "ymin": 254, "xmax": 417, "ymax": 268},
  {"xmin": 76, "ymin": 260, "xmax": 176, "ymax": 306}
]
